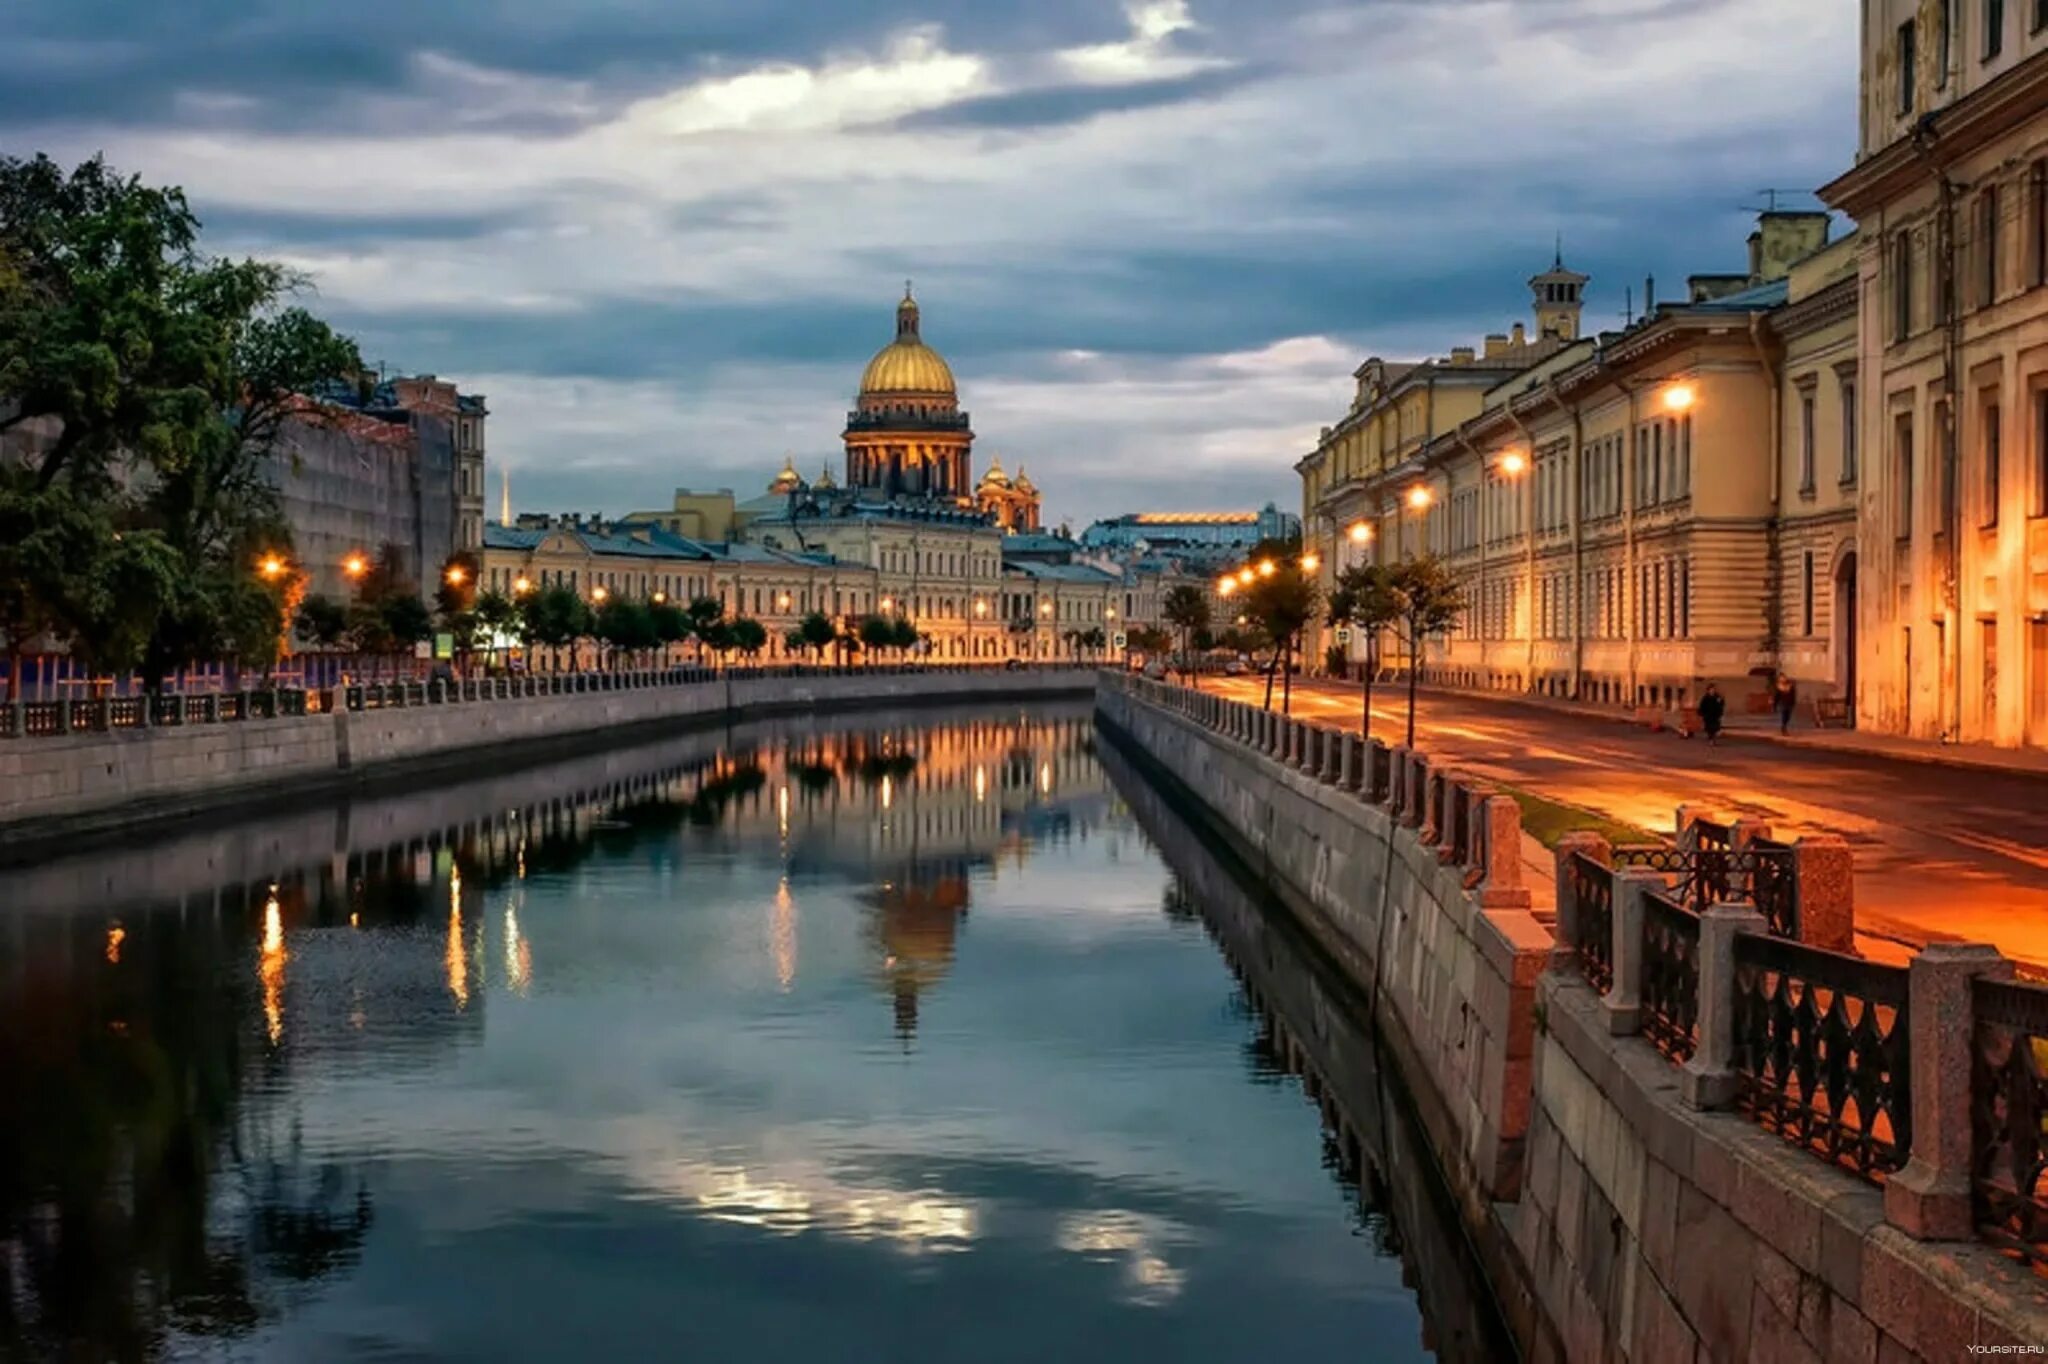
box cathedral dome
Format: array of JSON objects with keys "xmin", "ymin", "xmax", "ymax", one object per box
[
  {"xmin": 1013, "ymin": 464, "xmax": 1037, "ymax": 495},
  {"xmin": 858, "ymin": 287, "xmax": 957, "ymax": 398},
  {"xmin": 977, "ymin": 456, "xmax": 1012, "ymax": 491},
  {"xmin": 768, "ymin": 455, "xmax": 804, "ymax": 494}
]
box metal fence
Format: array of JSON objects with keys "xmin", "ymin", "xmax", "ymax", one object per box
[
  {"xmin": 1972, "ymin": 976, "xmax": 2048, "ymax": 1269},
  {"xmin": 1639, "ymin": 889, "xmax": 1701, "ymax": 1063}
]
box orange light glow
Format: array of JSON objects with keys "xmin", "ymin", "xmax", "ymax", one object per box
[
  {"xmin": 1662, "ymin": 383, "xmax": 1697, "ymax": 413},
  {"xmin": 1217, "ymin": 577, "xmax": 1236, "ymax": 596},
  {"xmin": 652, "ymin": 591, "xmax": 668, "ymax": 604},
  {"xmin": 1498, "ymin": 450, "xmax": 1528, "ymax": 477},
  {"xmin": 444, "ymin": 564, "xmax": 467, "ymax": 586},
  {"xmin": 512, "ymin": 576, "xmax": 532, "ymax": 596},
  {"xmin": 1257, "ymin": 561, "xmax": 1276, "ymax": 578},
  {"xmin": 1236, "ymin": 568, "xmax": 1254, "ymax": 586},
  {"xmin": 260, "ymin": 887, "xmax": 286, "ymax": 1044},
  {"xmin": 342, "ymin": 552, "xmax": 369, "ymax": 580},
  {"xmin": 1299, "ymin": 553, "xmax": 1320, "ymax": 573},
  {"xmin": 1348, "ymin": 522, "xmax": 1372, "ymax": 544},
  {"xmin": 259, "ymin": 554, "xmax": 287, "ymax": 580},
  {"xmin": 591, "ymin": 585, "xmax": 610, "ymax": 603},
  {"xmin": 105, "ymin": 924, "xmax": 125, "ymax": 964},
  {"xmin": 1406, "ymin": 485, "xmax": 1433, "ymax": 510}
]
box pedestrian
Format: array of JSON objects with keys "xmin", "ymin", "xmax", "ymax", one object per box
[
  {"xmin": 1773, "ymin": 673, "xmax": 1798, "ymax": 735},
  {"xmin": 1698, "ymin": 682, "xmax": 1726, "ymax": 746}
]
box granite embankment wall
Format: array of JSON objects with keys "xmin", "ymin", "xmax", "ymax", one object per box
[
  {"xmin": 0, "ymin": 669, "xmax": 1094, "ymax": 852},
  {"xmin": 1095, "ymin": 675, "xmax": 2048, "ymax": 1364}
]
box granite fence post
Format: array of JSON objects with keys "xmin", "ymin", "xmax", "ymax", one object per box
[
  {"xmin": 1476, "ymin": 795, "xmax": 1531, "ymax": 910},
  {"xmin": 1791, "ymin": 834, "xmax": 1855, "ymax": 953},
  {"xmin": 1551, "ymin": 833, "xmax": 1613, "ymax": 976},
  {"xmin": 1607, "ymin": 869, "xmax": 1661, "ymax": 1035},
  {"xmin": 1681, "ymin": 901, "xmax": 1768, "ymax": 1110},
  {"xmin": 1886, "ymin": 943, "xmax": 2012, "ymax": 1240},
  {"xmin": 1404, "ymin": 754, "xmax": 1429, "ymax": 831}
]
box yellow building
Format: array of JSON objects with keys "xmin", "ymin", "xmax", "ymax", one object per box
[{"xmin": 1822, "ymin": 4, "xmax": 2048, "ymax": 746}]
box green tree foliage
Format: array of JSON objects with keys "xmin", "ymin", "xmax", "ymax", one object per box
[
  {"xmin": 888, "ymin": 618, "xmax": 920, "ymax": 654},
  {"xmin": 293, "ymin": 594, "xmax": 350, "ymax": 650},
  {"xmin": 521, "ymin": 585, "xmax": 590, "ymax": 668},
  {"xmin": 1386, "ymin": 555, "xmax": 1467, "ymax": 748},
  {"xmin": 1160, "ymin": 584, "xmax": 1210, "ymax": 680},
  {"xmin": 1241, "ymin": 564, "xmax": 1320, "ymax": 711},
  {"xmin": 0, "ymin": 154, "xmax": 362, "ymax": 689},
  {"xmin": 472, "ymin": 590, "xmax": 522, "ymax": 663},
  {"xmin": 594, "ymin": 598, "xmax": 656, "ymax": 668},
  {"xmin": 857, "ymin": 614, "xmax": 897, "ymax": 655},
  {"xmin": 795, "ymin": 610, "xmax": 837, "ymax": 661},
  {"xmin": 684, "ymin": 595, "xmax": 724, "ymax": 661},
  {"xmin": 1327, "ymin": 562, "xmax": 1403, "ymax": 742},
  {"xmin": 648, "ymin": 600, "xmax": 689, "ymax": 660},
  {"xmin": 728, "ymin": 616, "xmax": 767, "ymax": 659}
]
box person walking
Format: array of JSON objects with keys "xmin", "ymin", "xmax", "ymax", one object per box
[
  {"xmin": 1697, "ymin": 682, "xmax": 1727, "ymax": 746},
  {"xmin": 1772, "ymin": 673, "xmax": 1798, "ymax": 735}
]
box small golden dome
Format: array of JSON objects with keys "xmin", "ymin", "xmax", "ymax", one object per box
[
  {"xmin": 769, "ymin": 455, "xmax": 803, "ymax": 493},
  {"xmin": 977, "ymin": 456, "xmax": 1011, "ymax": 490},
  {"xmin": 816, "ymin": 462, "xmax": 838, "ymax": 489},
  {"xmin": 859, "ymin": 286, "xmax": 957, "ymax": 397},
  {"xmin": 1013, "ymin": 463, "xmax": 1037, "ymax": 494}
]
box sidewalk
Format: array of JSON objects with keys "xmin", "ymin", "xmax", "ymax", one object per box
[{"xmin": 1395, "ymin": 679, "xmax": 2048, "ymax": 780}]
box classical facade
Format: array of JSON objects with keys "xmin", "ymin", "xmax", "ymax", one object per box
[
  {"xmin": 844, "ymin": 288, "xmax": 975, "ymax": 500},
  {"xmin": 973, "ymin": 457, "xmax": 1041, "ymax": 531},
  {"xmin": 1303, "ymin": 216, "xmax": 1863, "ymax": 712},
  {"xmin": 1822, "ymin": 3, "xmax": 2048, "ymax": 746}
]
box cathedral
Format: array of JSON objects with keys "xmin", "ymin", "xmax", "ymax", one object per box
[{"xmin": 838, "ymin": 287, "xmax": 1040, "ymax": 530}]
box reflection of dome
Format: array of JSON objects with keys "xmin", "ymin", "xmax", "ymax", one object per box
[
  {"xmin": 977, "ymin": 456, "xmax": 1012, "ymax": 492},
  {"xmin": 871, "ymin": 874, "xmax": 970, "ymax": 1042},
  {"xmin": 859, "ymin": 288, "xmax": 957, "ymax": 398},
  {"xmin": 769, "ymin": 456, "xmax": 803, "ymax": 494}
]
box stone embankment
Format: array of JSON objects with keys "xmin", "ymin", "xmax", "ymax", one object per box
[
  {"xmin": 1095, "ymin": 672, "xmax": 2048, "ymax": 1364},
  {"xmin": 0, "ymin": 666, "xmax": 1094, "ymax": 855}
]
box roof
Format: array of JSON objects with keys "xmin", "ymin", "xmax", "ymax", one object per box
[
  {"xmin": 1677, "ymin": 278, "xmax": 1790, "ymax": 313},
  {"xmin": 1001, "ymin": 531, "xmax": 1072, "ymax": 553},
  {"xmin": 483, "ymin": 521, "xmax": 720, "ymax": 562},
  {"xmin": 1003, "ymin": 561, "xmax": 1118, "ymax": 584},
  {"xmin": 1129, "ymin": 511, "xmax": 1261, "ymax": 526}
]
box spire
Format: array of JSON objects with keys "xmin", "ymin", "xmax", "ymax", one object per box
[
  {"xmin": 1554, "ymin": 232, "xmax": 1563, "ymax": 271},
  {"xmin": 499, "ymin": 468, "xmax": 511, "ymax": 524},
  {"xmin": 896, "ymin": 282, "xmax": 920, "ymax": 339}
]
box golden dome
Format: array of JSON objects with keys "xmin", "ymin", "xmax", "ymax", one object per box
[
  {"xmin": 1013, "ymin": 463, "xmax": 1037, "ymax": 495},
  {"xmin": 769, "ymin": 455, "xmax": 803, "ymax": 494},
  {"xmin": 859, "ymin": 287, "xmax": 957, "ymax": 397},
  {"xmin": 977, "ymin": 456, "xmax": 1011, "ymax": 491}
]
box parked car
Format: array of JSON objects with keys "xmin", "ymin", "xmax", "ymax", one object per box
[{"xmin": 1223, "ymin": 658, "xmax": 1249, "ymax": 676}]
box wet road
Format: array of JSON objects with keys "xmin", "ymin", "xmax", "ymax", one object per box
[{"xmin": 1208, "ymin": 676, "xmax": 2048, "ymax": 968}]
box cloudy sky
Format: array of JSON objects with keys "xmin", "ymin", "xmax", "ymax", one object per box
[{"xmin": 7, "ymin": 0, "xmax": 1858, "ymax": 527}]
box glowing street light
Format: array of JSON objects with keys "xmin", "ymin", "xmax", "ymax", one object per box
[
  {"xmin": 1257, "ymin": 560, "xmax": 1276, "ymax": 578},
  {"xmin": 880, "ymin": 596, "xmax": 895, "ymax": 612},
  {"xmin": 512, "ymin": 575, "xmax": 532, "ymax": 596},
  {"xmin": 1498, "ymin": 449, "xmax": 1528, "ymax": 477},
  {"xmin": 776, "ymin": 592, "xmax": 793, "ymax": 611},
  {"xmin": 342, "ymin": 552, "xmax": 369, "ymax": 580},
  {"xmin": 1236, "ymin": 568, "xmax": 1255, "ymax": 587},
  {"xmin": 1300, "ymin": 553, "xmax": 1320, "ymax": 573},
  {"xmin": 1217, "ymin": 576, "xmax": 1236, "ymax": 597},
  {"xmin": 1662, "ymin": 383, "xmax": 1697, "ymax": 413},
  {"xmin": 444, "ymin": 564, "xmax": 467, "ymax": 586},
  {"xmin": 1040, "ymin": 600, "xmax": 1053, "ymax": 616},
  {"xmin": 974, "ymin": 598, "xmax": 988, "ymax": 617},
  {"xmin": 591, "ymin": 585, "xmax": 610, "ymax": 603},
  {"xmin": 258, "ymin": 553, "xmax": 287, "ymax": 581},
  {"xmin": 1104, "ymin": 606, "xmax": 1117, "ymax": 620},
  {"xmin": 1348, "ymin": 522, "xmax": 1373, "ymax": 544},
  {"xmin": 651, "ymin": 590, "xmax": 668, "ymax": 604},
  {"xmin": 1406, "ymin": 485, "xmax": 1433, "ymax": 510}
]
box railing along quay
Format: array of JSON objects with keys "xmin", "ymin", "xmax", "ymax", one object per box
[
  {"xmin": 0, "ymin": 662, "xmax": 1092, "ymax": 739},
  {"xmin": 1112, "ymin": 671, "xmax": 2048, "ymax": 1276}
]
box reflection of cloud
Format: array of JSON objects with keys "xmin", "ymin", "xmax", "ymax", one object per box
[{"xmin": 1054, "ymin": 1209, "xmax": 1188, "ymax": 1306}]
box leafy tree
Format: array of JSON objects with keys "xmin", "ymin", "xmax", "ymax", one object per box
[
  {"xmin": 1125, "ymin": 623, "xmax": 1172, "ymax": 658},
  {"xmin": 294, "ymin": 594, "xmax": 350, "ymax": 651},
  {"xmin": 1161, "ymin": 584, "xmax": 1211, "ymax": 682},
  {"xmin": 472, "ymin": 590, "xmax": 522, "ymax": 665},
  {"xmin": 648, "ymin": 600, "xmax": 689, "ymax": 663},
  {"xmin": 1328, "ymin": 562, "xmax": 1403, "ymax": 742},
  {"xmin": 887, "ymin": 617, "xmax": 920, "ymax": 655},
  {"xmin": 521, "ymin": 585, "xmax": 590, "ymax": 670},
  {"xmin": 685, "ymin": 595, "xmax": 724, "ymax": 662},
  {"xmin": 1388, "ymin": 555, "xmax": 1467, "ymax": 748},
  {"xmin": 795, "ymin": 610, "xmax": 838, "ymax": 663},
  {"xmin": 729, "ymin": 616, "xmax": 768, "ymax": 660},
  {"xmin": 857, "ymin": 614, "xmax": 897, "ymax": 656},
  {"xmin": 434, "ymin": 552, "xmax": 479, "ymax": 618},
  {"xmin": 594, "ymin": 598, "xmax": 655, "ymax": 669},
  {"xmin": 1240, "ymin": 564, "xmax": 1319, "ymax": 712}
]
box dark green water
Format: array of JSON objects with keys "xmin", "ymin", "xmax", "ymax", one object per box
[{"xmin": 0, "ymin": 701, "xmax": 1508, "ymax": 1362}]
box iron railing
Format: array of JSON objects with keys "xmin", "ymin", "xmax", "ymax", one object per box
[
  {"xmin": 1639, "ymin": 889, "xmax": 1701, "ymax": 1062},
  {"xmin": 1971, "ymin": 976, "xmax": 2048, "ymax": 1269},
  {"xmin": 1731, "ymin": 931, "xmax": 1911, "ymax": 1183},
  {"xmin": 1612, "ymin": 842, "xmax": 1799, "ymax": 939},
  {"xmin": 1565, "ymin": 852, "xmax": 1615, "ymax": 993}
]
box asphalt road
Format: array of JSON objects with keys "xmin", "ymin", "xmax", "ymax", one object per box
[{"xmin": 1205, "ymin": 675, "xmax": 2048, "ymax": 969}]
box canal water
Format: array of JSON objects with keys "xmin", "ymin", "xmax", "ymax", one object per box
[{"xmin": 0, "ymin": 700, "xmax": 1510, "ymax": 1362}]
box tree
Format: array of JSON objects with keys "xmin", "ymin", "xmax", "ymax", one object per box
[
  {"xmin": 521, "ymin": 585, "xmax": 590, "ymax": 671},
  {"xmin": 858, "ymin": 614, "xmax": 897, "ymax": 657},
  {"xmin": 685, "ymin": 595, "xmax": 724, "ymax": 662},
  {"xmin": 594, "ymin": 598, "xmax": 655, "ymax": 670},
  {"xmin": 1388, "ymin": 555, "xmax": 1467, "ymax": 748},
  {"xmin": 1161, "ymin": 584, "xmax": 1211, "ymax": 683},
  {"xmin": 648, "ymin": 600, "xmax": 689, "ymax": 664},
  {"xmin": 887, "ymin": 617, "xmax": 920, "ymax": 657},
  {"xmin": 293, "ymin": 594, "xmax": 350, "ymax": 651},
  {"xmin": 794, "ymin": 610, "xmax": 837, "ymax": 663},
  {"xmin": 1327, "ymin": 562, "xmax": 1402, "ymax": 743},
  {"xmin": 1240, "ymin": 566, "xmax": 1320, "ymax": 712},
  {"xmin": 1, "ymin": 155, "xmax": 363, "ymax": 692},
  {"xmin": 1125, "ymin": 624, "xmax": 1172, "ymax": 659},
  {"xmin": 472, "ymin": 590, "xmax": 521, "ymax": 666},
  {"xmin": 729, "ymin": 617, "xmax": 768, "ymax": 660}
]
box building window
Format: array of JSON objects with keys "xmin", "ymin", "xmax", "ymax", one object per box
[
  {"xmin": 2032, "ymin": 162, "xmax": 2048, "ymax": 288},
  {"xmin": 1798, "ymin": 388, "xmax": 1817, "ymax": 493},
  {"xmin": 1983, "ymin": 395, "xmax": 2003, "ymax": 528},
  {"xmin": 2034, "ymin": 388, "xmax": 2048, "ymax": 518},
  {"xmin": 1892, "ymin": 231, "xmax": 1914, "ymax": 342},
  {"xmin": 1802, "ymin": 551, "xmax": 1815, "ymax": 636},
  {"xmin": 1899, "ymin": 17, "xmax": 1919, "ymax": 113},
  {"xmin": 1841, "ymin": 378, "xmax": 1859, "ymax": 484},
  {"xmin": 1986, "ymin": 0, "xmax": 2006, "ymax": 58},
  {"xmin": 1895, "ymin": 411, "xmax": 1916, "ymax": 540},
  {"xmin": 1978, "ymin": 186, "xmax": 2001, "ymax": 308}
]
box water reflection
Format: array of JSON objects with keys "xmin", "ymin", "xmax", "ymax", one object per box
[{"xmin": 0, "ymin": 702, "xmax": 1470, "ymax": 1361}]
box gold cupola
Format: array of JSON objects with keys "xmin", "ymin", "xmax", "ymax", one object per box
[{"xmin": 858, "ymin": 284, "xmax": 957, "ymax": 398}]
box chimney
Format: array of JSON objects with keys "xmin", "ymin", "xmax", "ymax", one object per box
[
  {"xmin": 1754, "ymin": 210, "xmax": 1833, "ymax": 282},
  {"xmin": 1510, "ymin": 323, "xmax": 1526, "ymax": 348},
  {"xmin": 1645, "ymin": 275, "xmax": 1656, "ymax": 313},
  {"xmin": 1449, "ymin": 346, "xmax": 1476, "ymax": 366},
  {"xmin": 1483, "ymin": 333, "xmax": 1509, "ymax": 360}
]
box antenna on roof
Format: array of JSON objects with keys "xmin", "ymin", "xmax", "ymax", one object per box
[
  {"xmin": 1623, "ymin": 285, "xmax": 1634, "ymax": 327},
  {"xmin": 1554, "ymin": 232, "xmax": 1563, "ymax": 270},
  {"xmin": 1741, "ymin": 189, "xmax": 1816, "ymax": 214}
]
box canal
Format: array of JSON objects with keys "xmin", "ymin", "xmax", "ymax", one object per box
[{"xmin": 0, "ymin": 700, "xmax": 1511, "ymax": 1362}]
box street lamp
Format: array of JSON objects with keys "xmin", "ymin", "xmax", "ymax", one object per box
[
  {"xmin": 342, "ymin": 552, "xmax": 369, "ymax": 581},
  {"xmin": 776, "ymin": 592, "xmax": 793, "ymax": 612},
  {"xmin": 512, "ymin": 576, "xmax": 532, "ymax": 597},
  {"xmin": 1497, "ymin": 449, "xmax": 1528, "ymax": 477},
  {"xmin": 592, "ymin": 585, "xmax": 610, "ymax": 604},
  {"xmin": 1299, "ymin": 553, "xmax": 1320, "ymax": 573},
  {"xmin": 1257, "ymin": 560, "xmax": 1276, "ymax": 578},
  {"xmin": 258, "ymin": 553, "xmax": 287, "ymax": 581},
  {"xmin": 445, "ymin": 564, "xmax": 467, "ymax": 587},
  {"xmin": 1406, "ymin": 485, "xmax": 1433, "ymax": 510},
  {"xmin": 1217, "ymin": 576, "xmax": 1236, "ymax": 597},
  {"xmin": 974, "ymin": 598, "xmax": 988, "ymax": 617},
  {"xmin": 1236, "ymin": 568, "xmax": 1254, "ymax": 587},
  {"xmin": 1348, "ymin": 522, "xmax": 1372, "ymax": 545},
  {"xmin": 651, "ymin": 590, "xmax": 667, "ymax": 604},
  {"xmin": 880, "ymin": 595, "xmax": 895, "ymax": 613},
  {"xmin": 1662, "ymin": 382, "xmax": 1697, "ymax": 413}
]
